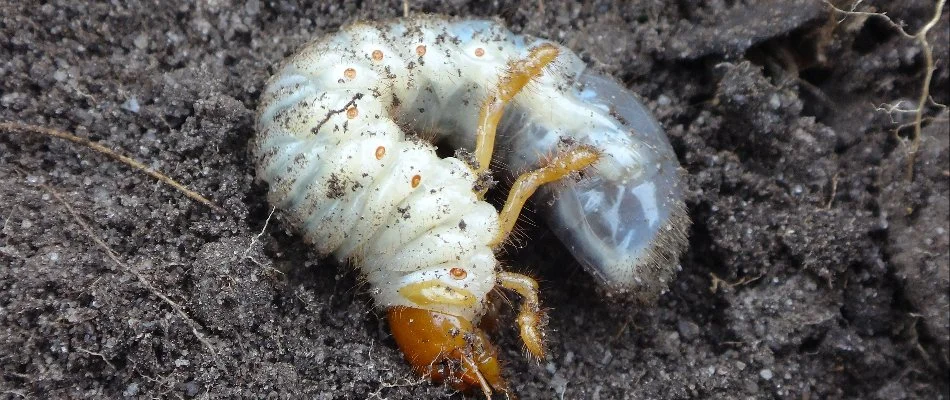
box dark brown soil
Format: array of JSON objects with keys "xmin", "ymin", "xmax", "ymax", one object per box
[{"xmin": 1, "ymin": 1, "xmax": 947, "ymax": 399}]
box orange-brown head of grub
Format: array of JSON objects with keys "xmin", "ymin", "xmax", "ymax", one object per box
[{"xmin": 387, "ymin": 306, "xmax": 508, "ymax": 396}]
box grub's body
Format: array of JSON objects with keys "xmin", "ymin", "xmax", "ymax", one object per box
[{"xmin": 253, "ymin": 15, "xmax": 688, "ymax": 395}]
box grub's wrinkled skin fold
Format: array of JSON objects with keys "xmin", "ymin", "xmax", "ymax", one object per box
[{"xmin": 252, "ymin": 15, "xmax": 689, "ymax": 396}]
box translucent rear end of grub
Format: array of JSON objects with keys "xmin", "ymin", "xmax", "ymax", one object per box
[{"xmin": 499, "ymin": 73, "xmax": 689, "ymax": 301}]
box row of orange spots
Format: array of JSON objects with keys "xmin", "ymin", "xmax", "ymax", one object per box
[
  {"xmin": 347, "ymin": 45, "xmax": 487, "ymax": 79},
  {"xmin": 365, "ymin": 44, "xmax": 487, "ymax": 65}
]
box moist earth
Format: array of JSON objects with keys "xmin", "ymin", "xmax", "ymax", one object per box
[{"xmin": 1, "ymin": 0, "xmax": 948, "ymax": 399}]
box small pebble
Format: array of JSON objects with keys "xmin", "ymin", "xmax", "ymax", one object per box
[
  {"xmin": 677, "ymin": 319, "xmax": 700, "ymax": 341},
  {"xmin": 245, "ymin": 0, "xmax": 260, "ymax": 14},
  {"xmin": 550, "ymin": 373, "xmax": 568, "ymax": 396},
  {"xmin": 769, "ymin": 93, "xmax": 781, "ymax": 109},
  {"xmin": 600, "ymin": 350, "xmax": 613, "ymax": 365},
  {"xmin": 121, "ymin": 97, "xmax": 140, "ymax": 113},
  {"xmin": 184, "ymin": 381, "xmax": 199, "ymax": 397},
  {"xmin": 133, "ymin": 33, "xmax": 149, "ymax": 50},
  {"xmin": 123, "ymin": 383, "xmax": 139, "ymax": 397}
]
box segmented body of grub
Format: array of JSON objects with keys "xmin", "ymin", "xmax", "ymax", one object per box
[{"xmin": 253, "ymin": 15, "xmax": 689, "ymax": 395}]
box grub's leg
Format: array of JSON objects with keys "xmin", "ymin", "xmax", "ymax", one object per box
[
  {"xmin": 473, "ymin": 43, "xmax": 560, "ymax": 175},
  {"xmin": 387, "ymin": 307, "xmax": 507, "ymax": 397},
  {"xmin": 491, "ymin": 146, "xmax": 600, "ymax": 246},
  {"xmin": 497, "ymin": 271, "xmax": 546, "ymax": 359}
]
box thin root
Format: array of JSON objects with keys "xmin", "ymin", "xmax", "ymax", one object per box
[
  {"xmin": 708, "ymin": 272, "xmax": 764, "ymax": 293},
  {"xmin": 461, "ymin": 354, "xmax": 493, "ymax": 399},
  {"xmin": 1, "ymin": 120, "xmax": 226, "ymax": 213},
  {"xmin": 825, "ymin": 0, "xmax": 947, "ymax": 181}
]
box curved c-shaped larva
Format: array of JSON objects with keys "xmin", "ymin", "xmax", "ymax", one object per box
[{"xmin": 253, "ymin": 15, "xmax": 689, "ymax": 395}]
